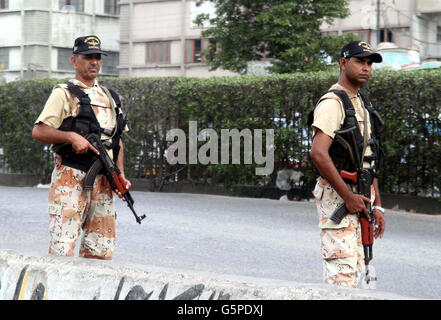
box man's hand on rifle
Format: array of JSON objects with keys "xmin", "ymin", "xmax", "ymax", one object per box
[
  {"xmin": 70, "ymin": 132, "xmax": 100, "ymax": 155},
  {"xmin": 373, "ymin": 209, "xmax": 385, "ymax": 239},
  {"xmin": 343, "ymin": 192, "xmax": 371, "ymax": 220},
  {"xmin": 115, "ymin": 173, "xmax": 131, "ymax": 200},
  {"xmin": 120, "ymin": 174, "xmax": 131, "ymax": 191}
]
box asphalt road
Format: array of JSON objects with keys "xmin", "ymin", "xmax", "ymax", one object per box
[{"xmin": 0, "ymin": 185, "xmax": 440, "ymax": 299}]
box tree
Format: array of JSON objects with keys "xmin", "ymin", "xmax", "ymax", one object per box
[{"xmin": 194, "ymin": 0, "xmax": 359, "ymax": 74}]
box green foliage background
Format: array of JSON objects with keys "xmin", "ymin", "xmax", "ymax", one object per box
[
  {"xmin": 195, "ymin": 0, "xmax": 357, "ymax": 73},
  {"xmin": 0, "ymin": 69, "xmax": 440, "ymax": 198}
]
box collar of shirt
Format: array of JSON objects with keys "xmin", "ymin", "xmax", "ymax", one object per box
[
  {"xmin": 68, "ymin": 79, "xmax": 109, "ymax": 108},
  {"xmin": 332, "ymin": 82, "xmax": 367, "ymax": 121},
  {"xmin": 333, "ymin": 83, "xmax": 359, "ymax": 100},
  {"xmin": 69, "ymin": 78, "xmax": 99, "ymax": 89}
]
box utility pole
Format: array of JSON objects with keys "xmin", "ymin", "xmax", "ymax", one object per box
[
  {"xmin": 20, "ymin": 4, "xmax": 24, "ymax": 78},
  {"xmin": 376, "ymin": 0, "xmax": 381, "ymax": 45},
  {"xmin": 128, "ymin": 0, "xmax": 133, "ymax": 77},
  {"xmin": 180, "ymin": 0, "xmax": 186, "ymax": 77}
]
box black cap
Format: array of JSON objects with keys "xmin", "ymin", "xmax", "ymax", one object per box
[
  {"xmin": 73, "ymin": 35, "xmax": 107, "ymax": 55},
  {"xmin": 340, "ymin": 41, "xmax": 382, "ymax": 63}
]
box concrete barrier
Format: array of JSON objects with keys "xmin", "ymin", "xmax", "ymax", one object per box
[{"xmin": 0, "ymin": 250, "xmax": 412, "ymax": 300}]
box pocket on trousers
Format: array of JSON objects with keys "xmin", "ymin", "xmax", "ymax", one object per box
[
  {"xmin": 319, "ymin": 216, "xmax": 350, "ymax": 229},
  {"xmin": 48, "ymin": 203, "xmax": 63, "ymax": 236},
  {"xmin": 317, "ymin": 182, "xmax": 349, "ymax": 229},
  {"xmin": 320, "ymin": 225, "xmax": 357, "ymax": 261},
  {"xmin": 312, "ymin": 183, "xmax": 324, "ymax": 200}
]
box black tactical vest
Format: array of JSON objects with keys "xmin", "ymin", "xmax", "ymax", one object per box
[
  {"xmin": 309, "ymin": 89, "xmax": 384, "ymax": 176},
  {"xmin": 54, "ymin": 82, "xmax": 126, "ymax": 172}
]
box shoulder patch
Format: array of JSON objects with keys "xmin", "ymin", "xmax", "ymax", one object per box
[
  {"xmin": 318, "ymin": 92, "xmax": 342, "ymax": 104},
  {"xmin": 54, "ymin": 84, "xmax": 78, "ymax": 116}
]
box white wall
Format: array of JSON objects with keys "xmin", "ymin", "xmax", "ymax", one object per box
[
  {"xmin": 132, "ymin": 67, "xmax": 182, "ymax": 78},
  {"xmin": 0, "ymin": 1, "xmax": 120, "ymax": 80},
  {"xmin": 7, "ymin": 0, "xmax": 24, "ymax": 10},
  {"xmin": 170, "ymin": 40, "xmax": 181, "ymax": 65},
  {"xmin": 95, "ymin": 16, "xmax": 120, "ymax": 51},
  {"xmin": 0, "ymin": 13, "xmax": 22, "ymax": 47},
  {"xmin": 417, "ymin": 0, "xmax": 441, "ymax": 13},
  {"xmin": 52, "ymin": 12, "xmax": 91, "ymax": 47},
  {"xmin": 9, "ymin": 48, "xmax": 22, "ymax": 70},
  {"xmin": 119, "ymin": 0, "xmax": 239, "ymax": 78},
  {"xmin": 24, "ymin": 0, "xmax": 51, "ymax": 9},
  {"xmin": 132, "ymin": 2, "xmax": 182, "ymax": 40},
  {"xmin": 185, "ymin": 65, "xmax": 236, "ymax": 78},
  {"xmin": 132, "ymin": 43, "xmax": 146, "ymax": 65},
  {"xmin": 322, "ymin": 0, "xmax": 414, "ymax": 32},
  {"xmin": 50, "ymin": 14, "xmax": 119, "ymax": 50}
]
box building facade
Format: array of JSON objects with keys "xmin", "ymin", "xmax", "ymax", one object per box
[
  {"xmin": 118, "ymin": 0, "xmax": 236, "ymax": 78},
  {"xmin": 321, "ymin": 0, "xmax": 441, "ymax": 60},
  {"xmin": 0, "ymin": 0, "xmax": 120, "ymax": 82},
  {"xmin": 119, "ymin": 0, "xmax": 441, "ymax": 78}
]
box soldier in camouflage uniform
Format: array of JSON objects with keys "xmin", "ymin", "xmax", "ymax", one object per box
[
  {"xmin": 33, "ymin": 36, "xmax": 130, "ymax": 260},
  {"xmin": 310, "ymin": 41, "xmax": 386, "ymax": 287}
]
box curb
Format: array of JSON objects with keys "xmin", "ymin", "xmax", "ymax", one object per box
[{"xmin": 0, "ymin": 250, "xmax": 413, "ymax": 300}]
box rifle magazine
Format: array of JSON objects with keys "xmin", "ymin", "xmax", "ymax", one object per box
[
  {"xmin": 84, "ymin": 159, "xmax": 103, "ymax": 190},
  {"xmin": 330, "ymin": 203, "xmax": 348, "ymax": 224}
]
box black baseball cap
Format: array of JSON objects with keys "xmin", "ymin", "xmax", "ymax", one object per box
[
  {"xmin": 340, "ymin": 41, "xmax": 382, "ymax": 63},
  {"xmin": 73, "ymin": 35, "xmax": 107, "ymax": 55}
]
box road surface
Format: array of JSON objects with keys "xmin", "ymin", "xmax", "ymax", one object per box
[{"xmin": 0, "ymin": 186, "xmax": 440, "ymax": 299}]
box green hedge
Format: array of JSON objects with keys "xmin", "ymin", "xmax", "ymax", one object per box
[
  {"xmin": 366, "ymin": 70, "xmax": 441, "ymax": 196},
  {"xmin": 0, "ymin": 79, "xmax": 59, "ymax": 179},
  {"xmin": 0, "ymin": 70, "xmax": 440, "ymax": 198}
]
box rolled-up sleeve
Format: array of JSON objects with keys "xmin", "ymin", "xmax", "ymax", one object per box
[
  {"xmin": 35, "ymin": 88, "xmax": 70, "ymax": 129},
  {"xmin": 312, "ymin": 97, "xmax": 345, "ymax": 139}
]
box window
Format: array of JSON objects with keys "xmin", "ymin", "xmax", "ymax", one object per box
[
  {"xmin": 57, "ymin": 48, "xmax": 74, "ymax": 71},
  {"xmin": 146, "ymin": 42, "xmax": 171, "ymax": 64},
  {"xmin": 185, "ymin": 38, "xmax": 216, "ymax": 63},
  {"xmin": 104, "ymin": 0, "xmax": 119, "ymax": 15},
  {"xmin": 101, "ymin": 52, "xmax": 119, "ymax": 74},
  {"xmin": 0, "ymin": 48, "xmax": 9, "ymax": 70},
  {"xmin": 380, "ymin": 29, "xmax": 393, "ymax": 43},
  {"xmin": 201, "ymin": 38, "xmax": 217, "ymax": 62},
  {"xmin": 59, "ymin": 0, "xmax": 84, "ymax": 12},
  {"xmin": 437, "ymin": 26, "xmax": 441, "ymax": 42},
  {"xmin": 347, "ymin": 30, "xmax": 370, "ymax": 43},
  {"xmin": 185, "ymin": 39, "xmax": 201, "ymax": 63},
  {"xmin": 0, "ymin": 0, "xmax": 8, "ymax": 9}
]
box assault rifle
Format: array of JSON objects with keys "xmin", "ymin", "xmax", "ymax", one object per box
[
  {"xmin": 83, "ymin": 133, "xmax": 146, "ymax": 224},
  {"xmin": 330, "ymin": 169, "xmax": 375, "ymax": 267},
  {"xmin": 329, "ymin": 126, "xmax": 375, "ymax": 273}
]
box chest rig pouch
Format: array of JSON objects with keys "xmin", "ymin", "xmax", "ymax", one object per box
[
  {"xmin": 328, "ymin": 90, "xmax": 384, "ymax": 176},
  {"xmin": 54, "ymin": 82, "xmax": 126, "ymax": 172}
]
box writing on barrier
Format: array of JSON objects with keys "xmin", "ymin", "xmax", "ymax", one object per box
[{"xmin": 3, "ymin": 264, "xmax": 231, "ymax": 300}]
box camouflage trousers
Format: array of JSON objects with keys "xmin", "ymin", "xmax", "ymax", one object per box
[
  {"xmin": 47, "ymin": 155, "xmax": 116, "ymax": 260},
  {"xmin": 313, "ymin": 177, "xmax": 375, "ymax": 288}
]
